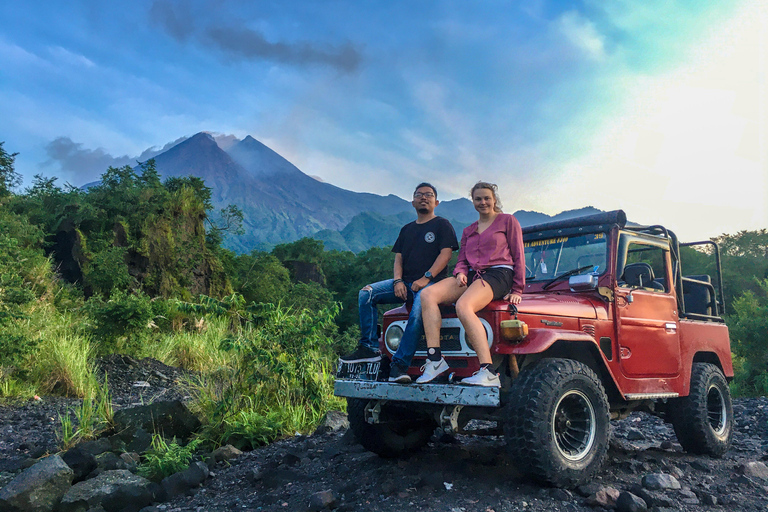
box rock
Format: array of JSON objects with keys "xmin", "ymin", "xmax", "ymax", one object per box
[
  {"xmin": 308, "ymin": 490, "xmax": 337, "ymax": 511},
  {"xmin": 626, "ymin": 428, "xmax": 646, "ymax": 441},
  {"xmin": 0, "ymin": 454, "xmax": 74, "ymax": 512},
  {"xmin": 280, "ymin": 451, "xmax": 302, "ymax": 467},
  {"xmin": 616, "ymin": 491, "xmax": 647, "ymax": 512},
  {"xmin": 678, "ymin": 488, "xmax": 699, "ymax": 505},
  {"xmin": 119, "ymin": 453, "xmax": 140, "ymax": 472},
  {"xmin": 94, "ymin": 452, "xmax": 121, "ymax": 471},
  {"xmin": 313, "ymin": 411, "xmax": 349, "ymax": 435},
  {"xmin": 78, "ymin": 439, "xmax": 113, "ymax": 457},
  {"xmin": 609, "ymin": 437, "xmax": 637, "ymax": 453},
  {"xmin": 160, "ymin": 462, "xmax": 209, "ymax": 500},
  {"xmin": 248, "ymin": 466, "xmax": 263, "ymax": 483},
  {"xmin": 700, "ymin": 492, "xmax": 717, "ymax": 506},
  {"xmin": 575, "ymin": 482, "xmax": 603, "ymax": 498},
  {"xmin": 739, "ymin": 461, "xmax": 768, "ymax": 481},
  {"xmin": 209, "ymin": 445, "xmax": 242, "ymax": 465},
  {"xmin": 112, "ymin": 401, "xmax": 201, "ymax": 440},
  {"xmin": 642, "ymin": 473, "xmax": 681, "ymax": 490},
  {"xmin": 689, "ymin": 460, "xmax": 711, "ymax": 472},
  {"xmin": 549, "ymin": 488, "xmax": 572, "ymax": 501},
  {"xmin": 62, "ymin": 447, "xmax": 98, "ymax": 483},
  {"xmin": 127, "ymin": 429, "xmax": 153, "ymax": 454},
  {"xmin": 586, "ymin": 486, "xmax": 620, "ymax": 507},
  {"xmin": 59, "ymin": 469, "xmax": 152, "ymax": 512},
  {"xmin": 259, "ymin": 468, "xmax": 308, "ymax": 489}
]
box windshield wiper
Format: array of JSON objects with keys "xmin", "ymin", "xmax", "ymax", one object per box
[{"xmin": 542, "ymin": 265, "xmax": 594, "ymax": 290}]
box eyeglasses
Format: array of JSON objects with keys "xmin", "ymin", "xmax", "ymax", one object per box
[{"xmin": 413, "ymin": 192, "xmax": 435, "ymax": 199}]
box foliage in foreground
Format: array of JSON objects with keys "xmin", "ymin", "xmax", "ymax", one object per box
[
  {"xmin": 186, "ymin": 299, "xmax": 346, "ymax": 449},
  {"xmin": 138, "ymin": 435, "xmax": 204, "ymax": 481},
  {"xmin": 728, "ymin": 278, "xmax": 768, "ymax": 396}
]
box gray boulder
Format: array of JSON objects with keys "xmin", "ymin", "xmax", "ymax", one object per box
[
  {"xmin": 209, "ymin": 445, "xmax": 242, "ymax": 466},
  {"xmin": 0, "ymin": 454, "xmax": 73, "ymax": 512},
  {"xmin": 160, "ymin": 462, "xmax": 208, "ymax": 500},
  {"xmin": 642, "ymin": 472, "xmax": 681, "ymax": 490},
  {"xmin": 61, "ymin": 447, "xmax": 97, "ymax": 483},
  {"xmin": 313, "ymin": 410, "xmax": 349, "ymax": 435},
  {"xmin": 739, "ymin": 461, "xmax": 768, "ymax": 481},
  {"xmin": 112, "ymin": 401, "xmax": 201, "ymax": 440},
  {"xmin": 308, "ymin": 490, "xmax": 337, "ymax": 511},
  {"xmin": 616, "ymin": 491, "xmax": 648, "ymax": 512},
  {"xmin": 59, "ymin": 470, "xmax": 153, "ymax": 512}
]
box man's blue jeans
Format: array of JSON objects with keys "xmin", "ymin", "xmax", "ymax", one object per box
[{"xmin": 358, "ymin": 278, "xmax": 431, "ymax": 372}]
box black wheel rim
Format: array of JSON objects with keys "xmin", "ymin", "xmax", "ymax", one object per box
[
  {"xmin": 552, "ymin": 390, "xmax": 596, "ymax": 461},
  {"xmin": 706, "ymin": 384, "xmax": 727, "ymax": 436}
]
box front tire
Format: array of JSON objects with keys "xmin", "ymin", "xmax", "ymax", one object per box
[
  {"xmin": 669, "ymin": 363, "xmax": 733, "ymax": 457},
  {"xmin": 504, "ymin": 358, "xmax": 610, "ymax": 488},
  {"xmin": 346, "ymin": 398, "xmax": 435, "ymax": 458}
]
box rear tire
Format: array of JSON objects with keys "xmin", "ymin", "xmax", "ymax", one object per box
[
  {"xmin": 504, "ymin": 358, "xmax": 610, "ymax": 488},
  {"xmin": 669, "ymin": 363, "xmax": 733, "ymax": 457},
  {"xmin": 346, "ymin": 398, "xmax": 435, "ymax": 458}
]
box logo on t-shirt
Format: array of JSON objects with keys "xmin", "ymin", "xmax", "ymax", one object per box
[{"xmin": 424, "ymin": 232, "xmax": 435, "ymax": 243}]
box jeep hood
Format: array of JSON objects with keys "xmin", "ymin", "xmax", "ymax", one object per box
[{"xmin": 516, "ymin": 294, "xmax": 598, "ymax": 319}]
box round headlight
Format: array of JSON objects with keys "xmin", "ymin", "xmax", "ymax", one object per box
[{"xmin": 385, "ymin": 324, "xmax": 404, "ymax": 352}]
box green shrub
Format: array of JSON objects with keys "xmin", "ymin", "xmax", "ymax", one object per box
[
  {"xmin": 728, "ymin": 279, "xmax": 768, "ymax": 396},
  {"xmin": 83, "ymin": 246, "xmax": 133, "ymax": 297},
  {"xmin": 138, "ymin": 435, "xmax": 203, "ymax": 481},
  {"xmin": 190, "ymin": 302, "xmax": 345, "ymax": 449},
  {"xmin": 84, "ymin": 289, "xmax": 153, "ymax": 353}
]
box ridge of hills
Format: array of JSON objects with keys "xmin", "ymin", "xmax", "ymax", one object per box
[{"xmin": 109, "ymin": 132, "xmax": 601, "ymax": 253}]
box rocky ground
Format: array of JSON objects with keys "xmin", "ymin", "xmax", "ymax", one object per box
[{"xmin": 1, "ymin": 356, "xmax": 767, "ymax": 511}]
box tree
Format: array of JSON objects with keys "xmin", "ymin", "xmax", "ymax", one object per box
[
  {"xmin": 0, "ymin": 142, "xmax": 21, "ymax": 197},
  {"xmin": 228, "ymin": 252, "xmax": 291, "ymax": 305},
  {"xmin": 272, "ymin": 238, "xmax": 325, "ymax": 265}
]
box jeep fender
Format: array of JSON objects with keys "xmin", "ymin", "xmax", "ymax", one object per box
[
  {"xmin": 494, "ymin": 328, "xmax": 623, "ymax": 404},
  {"xmin": 493, "ymin": 328, "xmax": 595, "ymax": 355}
]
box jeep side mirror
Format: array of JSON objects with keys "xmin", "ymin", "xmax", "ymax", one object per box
[{"xmin": 569, "ymin": 274, "xmax": 598, "ymax": 292}]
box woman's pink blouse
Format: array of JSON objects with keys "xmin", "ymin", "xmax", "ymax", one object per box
[{"xmin": 453, "ymin": 213, "xmax": 526, "ymax": 295}]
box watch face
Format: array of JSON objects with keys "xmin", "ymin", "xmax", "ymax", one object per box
[{"xmin": 425, "ymin": 271, "xmax": 432, "ymax": 279}]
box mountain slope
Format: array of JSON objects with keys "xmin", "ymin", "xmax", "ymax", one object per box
[{"xmin": 146, "ymin": 132, "xmax": 605, "ymax": 253}]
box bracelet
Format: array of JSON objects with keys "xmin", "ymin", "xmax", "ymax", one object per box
[{"xmin": 393, "ymin": 279, "xmax": 404, "ymax": 285}]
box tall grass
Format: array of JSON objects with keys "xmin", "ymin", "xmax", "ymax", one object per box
[
  {"xmin": 147, "ymin": 316, "xmax": 235, "ymax": 374},
  {"xmin": 17, "ymin": 305, "xmax": 99, "ymax": 398},
  {"xmin": 187, "ymin": 302, "xmax": 346, "ymax": 449}
]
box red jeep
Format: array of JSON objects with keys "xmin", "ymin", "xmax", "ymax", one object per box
[{"xmin": 334, "ymin": 210, "xmax": 733, "ymax": 487}]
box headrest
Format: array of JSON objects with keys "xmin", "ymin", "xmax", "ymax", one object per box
[{"xmin": 623, "ymin": 262, "xmax": 655, "ymax": 288}]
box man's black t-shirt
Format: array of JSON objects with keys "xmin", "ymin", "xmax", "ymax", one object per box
[{"xmin": 392, "ymin": 217, "xmax": 459, "ymax": 282}]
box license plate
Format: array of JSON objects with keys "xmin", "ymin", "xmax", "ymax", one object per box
[{"xmin": 336, "ymin": 360, "xmax": 381, "ymax": 381}]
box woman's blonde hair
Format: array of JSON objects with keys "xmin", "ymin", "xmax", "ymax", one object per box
[{"xmin": 470, "ymin": 181, "xmax": 503, "ymax": 212}]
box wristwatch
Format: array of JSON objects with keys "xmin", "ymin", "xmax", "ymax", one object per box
[{"xmin": 424, "ymin": 271, "xmax": 433, "ymax": 281}]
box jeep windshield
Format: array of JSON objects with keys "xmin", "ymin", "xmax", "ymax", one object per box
[{"xmin": 524, "ymin": 232, "xmax": 608, "ymax": 282}]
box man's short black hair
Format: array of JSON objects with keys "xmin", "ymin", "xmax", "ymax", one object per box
[{"xmin": 414, "ymin": 182, "xmax": 437, "ymax": 198}]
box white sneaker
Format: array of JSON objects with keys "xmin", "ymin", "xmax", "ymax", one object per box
[
  {"xmin": 461, "ymin": 367, "xmax": 501, "ymax": 387},
  {"xmin": 415, "ymin": 358, "xmax": 449, "ymax": 383}
]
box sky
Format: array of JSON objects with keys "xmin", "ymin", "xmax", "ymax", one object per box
[{"xmin": 1, "ymin": 0, "xmax": 765, "ymax": 241}]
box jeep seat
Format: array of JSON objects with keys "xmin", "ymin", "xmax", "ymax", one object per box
[{"xmin": 622, "ymin": 262, "xmax": 665, "ymax": 291}]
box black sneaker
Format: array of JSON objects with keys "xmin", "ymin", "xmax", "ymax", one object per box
[
  {"xmin": 339, "ymin": 346, "xmax": 382, "ymax": 363},
  {"xmin": 388, "ymin": 365, "xmax": 412, "ymax": 384}
]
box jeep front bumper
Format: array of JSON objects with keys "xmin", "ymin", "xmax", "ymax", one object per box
[{"xmin": 334, "ymin": 379, "xmax": 500, "ymax": 407}]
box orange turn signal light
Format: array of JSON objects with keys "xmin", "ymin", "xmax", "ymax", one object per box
[{"xmin": 500, "ymin": 319, "xmax": 528, "ymax": 341}]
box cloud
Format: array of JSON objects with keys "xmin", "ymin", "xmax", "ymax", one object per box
[
  {"xmin": 149, "ymin": 0, "xmax": 362, "ymax": 72},
  {"xmin": 554, "ymin": 11, "xmax": 606, "ymax": 61},
  {"xmin": 149, "ymin": 0, "xmax": 195, "ymax": 42},
  {"xmin": 206, "ymin": 25, "xmax": 362, "ymax": 72},
  {"xmin": 43, "ymin": 136, "xmax": 190, "ymax": 183}
]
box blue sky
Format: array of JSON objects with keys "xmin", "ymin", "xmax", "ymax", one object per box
[{"xmin": 1, "ymin": 0, "xmax": 765, "ymax": 240}]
